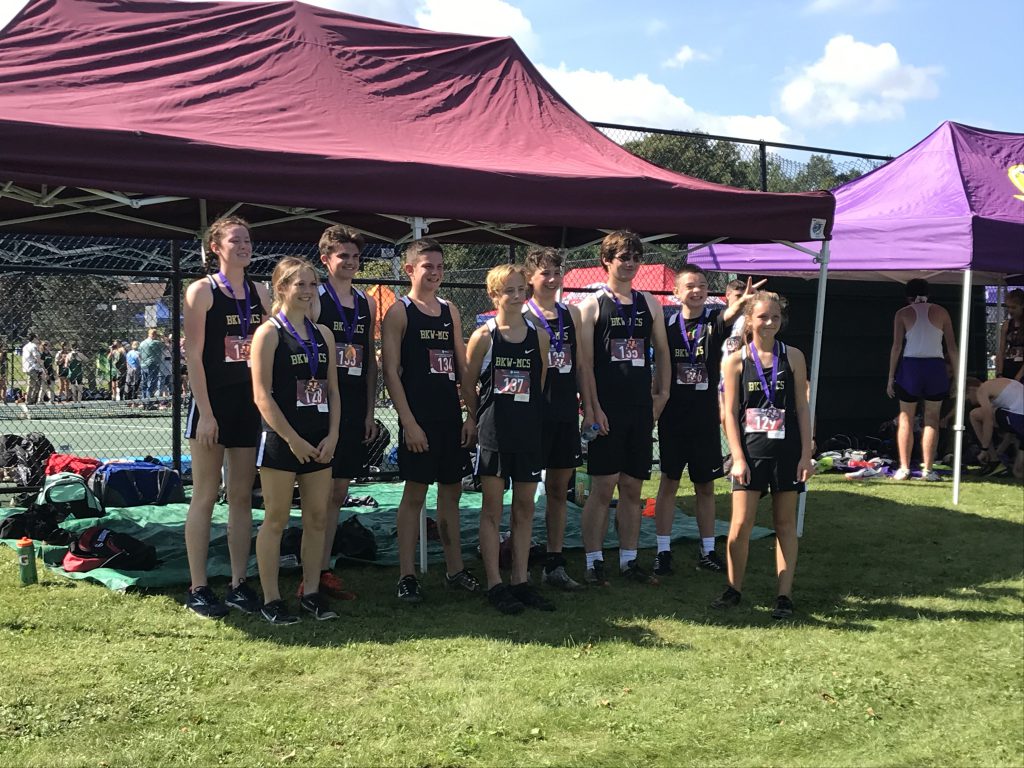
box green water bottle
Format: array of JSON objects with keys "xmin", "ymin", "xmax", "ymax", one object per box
[{"xmin": 17, "ymin": 537, "xmax": 37, "ymax": 586}]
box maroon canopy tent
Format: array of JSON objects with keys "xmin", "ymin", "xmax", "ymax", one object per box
[{"xmin": 0, "ymin": 0, "xmax": 834, "ymax": 246}]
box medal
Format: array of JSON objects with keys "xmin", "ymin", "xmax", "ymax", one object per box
[
  {"xmin": 680, "ymin": 311, "xmax": 705, "ymax": 365},
  {"xmin": 606, "ymin": 288, "xmax": 638, "ymax": 340},
  {"xmin": 217, "ymin": 271, "xmax": 252, "ymax": 339},
  {"xmin": 323, "ymin": 282, "xmax": 358, "ymax": 344},
  {"xmin": 749, "ymin": 341, "xmax": 780, "ymax": 411},
  {"xmin": 278, "ymin": 312, "xmax": 320, "ymax": 380},
  {"xmin": 528, "ymin": 299, "xmax": 564, "ymax": 353}
]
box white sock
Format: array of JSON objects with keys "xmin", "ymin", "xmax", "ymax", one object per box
[
  {"xmin": 586, "ymin": 551, "xmax": 603, "ymax": 569},
  {"xmin": 619, "ymin": 549, "xmax": 637, "ymax": 569},
  {"xmin": 656, "ymin": 535, "xmax": 671, "ymax": 553},
  {"xmin": 702, "ymin": 537, "xmax": 715, "ymax": 556}
]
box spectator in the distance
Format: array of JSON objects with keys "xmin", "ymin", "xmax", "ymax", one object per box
[
  {"xmin": 125, "ymin": 340, "xmax": 141, "ymax": 401},
  {"xmin": 139, "ymin": 329, "xmax": 163, "ymax": 405},
  {"xmin": 21, "ymin": 333, "xmax": 43, "ymax": 405}
]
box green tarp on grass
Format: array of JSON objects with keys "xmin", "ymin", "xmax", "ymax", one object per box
[{"xmin": 2, "ymin": 482, "xmax": 773, "ymax": 591}]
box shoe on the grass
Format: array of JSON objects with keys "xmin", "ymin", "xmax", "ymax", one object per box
[
  {"xmin": 445, "ymin": 568, "xmax": 481, "ymax": 593},
  {"xmin": 696, "ymin": 550, "xmax": 725, "ymax": 573},
  {"xmin": 299, "ymin": 591, "xmax": 338, "ymax": 621},
  {"xmin": 185, "ymin": 585, "xmax": 229, "ymax": 619},
  {"xmin": 487, "ymin": 583, "xmax": 525, "ymax": 615},
  {"xmin": 921, "ymin": 470, "xmax": 941, "ymax": 482},
  {"xmin": 260, "ymin": 599, "xmax": 300, "ymax": 625},
  {"xmin": 771, "ymin": 595, "xmax": 795, "ymax": 620},
  {"xmin": 298, "ymin": 571, "xmax": 357, "ymax": 601},
  {"xmin": 653, "ymin": 550, "xmax": 674, "ymax": 576},
  {"xmin": 711, "ymin": 586, "xmax": 742, "ymax": 609},
  {"xmin": 584, "ymin": 559, "xmax": 609, "ymax": 587},
  {"xmin": 510, "ymin": 582, "xmax": 555, "ymax": 611},
  {"xmin": 892, "ymin": 467, "xmax": 911, "ymax": 481},
  {"xmin": 224, "ymin": 579, "xmax": 261, "ymax": 614},
  {"xmin": 542, "ymin": 564, "xmax": 583, "ymax": 591},
  {"xmin": 620, "ymin": 559, "xmax": 659, "ymax": 585},
  {"xmin": 396, "ymin": 574, "xmax": 424, "ymax": 604}
]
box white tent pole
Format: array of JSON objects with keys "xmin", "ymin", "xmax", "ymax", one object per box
[
  {"xmin": 410, "ymin": 216, "xmax": 431, "ymax": 574},
  {"xmin": 952, "ymin": 268, "xmax": 973, "ymax": 505},
  {"xmin": 797, "ymin": 240, "xmax": 830, "ymax": 538}
]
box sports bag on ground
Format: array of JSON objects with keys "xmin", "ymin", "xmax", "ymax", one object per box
[
  {"xmin": 10, "ymin": 432, "xmax": 55, "ymax": 486},
  {"xmin": 91, "ymin": 461, "xmax": 186, "ymax": 507},
  {"xmin": 44, "ymin": 453, "xmax": 103, "ymax": 480},
  {"xmin": 35, "ymin": 472, "xmax": 105, "ymax": 520},
  {"xmin": 62, "ymin": 526, "xmax": 158, "ymax": 572}
]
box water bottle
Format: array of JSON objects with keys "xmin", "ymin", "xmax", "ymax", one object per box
[
  {"xmin": 17, "ymin": 537, "xmax": 37, "ymax": 586},
  {"xmin": 581, "ymin": 423, "xmax": 601, "ymax": 444}
]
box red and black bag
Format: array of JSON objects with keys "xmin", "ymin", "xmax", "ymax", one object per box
[{"xmin": 62, "ymin": 526, "xmax": 158, "ymax": 572}]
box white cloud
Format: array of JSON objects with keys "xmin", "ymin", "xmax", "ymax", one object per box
[
  {"xmin": 645, "ymin": 19, "xmax": 668, "ymax": 36},
  {"xmin": 538, "ymin": 63, "xmax": 790, "ymax": 143},
  {"xmin": 779, "ymin": 34, "xmax": 940, "ymax": 125},
  {"xmin": 414, "ymin": 0, "xmax": 540, "ymax": 57},
  {"xmin": 662, "ymin": 44, "xmax": 709, "ymax": 69}
]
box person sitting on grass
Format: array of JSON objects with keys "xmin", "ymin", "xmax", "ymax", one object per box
[
  {"xmin": 714, "ymin": 291, "xmax": 814, "ymax": 619},
  {"xmin": 463, "ymin": 264, "xmax": 552, "ymax": 615},
  {"xmin": 252, "ymin": 256, "xmax": 341, "ymax": 624}
]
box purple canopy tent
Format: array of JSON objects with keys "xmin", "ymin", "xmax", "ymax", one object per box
[{"xmin": 691, "ymin": 122, "xmax": 1024, "ymax": 509}]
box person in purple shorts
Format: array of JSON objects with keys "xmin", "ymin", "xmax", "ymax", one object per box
[{"xmin": 886, "ymin": 279, "xmax": 958, "ymax": 482}]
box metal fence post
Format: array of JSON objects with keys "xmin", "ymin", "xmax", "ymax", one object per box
[
  {"xmin": 171, "ymin": 240, "xmax": 182, "ymax": 474},
  {"xmin": 759, "ymin": 141, "xmax": 768, "ymax": 191}
]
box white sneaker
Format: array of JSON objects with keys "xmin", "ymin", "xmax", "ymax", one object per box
[
  {"xmin": 921, "ymin": 470, "xmax": 941, "ymax": 482},
  {"xmin": 892, "ymin": 468, "xmax": 911, "ymax": 481}
]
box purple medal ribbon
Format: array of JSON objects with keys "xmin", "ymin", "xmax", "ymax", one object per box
[
  {"xmin": 749, "ymin": 341, "xmax": 779, "ymax": 410},
  {"xmin": 605, "ymin": 288, "xmax": 638, "ymax": 339},
  {"xmin": 528, "ymin": 299, "xmax": 564, "ymax": 353},
  {"xmin": 681, "ymin": 311, "xmax": 705, "ymax": 364},
  {"xmin": 217, "ymin": 271, "xmax": 251, "ymax": 339},
  {"xmin": 323, "ymin": 282, "xmax": 358, "ymax": 344},
  {"xmin": 277, "ymin": 313, "xmax": 319, "ymax": 380}
]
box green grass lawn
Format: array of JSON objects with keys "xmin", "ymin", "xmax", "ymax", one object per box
[{"xmin": 2, "ymin": 475, "xmax": 1022, "ymax": 767}]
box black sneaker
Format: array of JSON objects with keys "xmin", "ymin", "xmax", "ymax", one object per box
[
  {"xmin": 396, "ymin": 574, "xmax": 424, "ymax": 604},
  {"xmin": 697, "ymin": 550, "xmax": 725, "ymax": 573},
  {"xmin": 224, "ymin": 579, "xmax": 261, "ymax": 614},
  {"xmin": 445, "ymin": 568, "xmax": 481, "ymax": 593},
  {"xmin": 185, "ymin": 585, "xmax": 228, "ymax": 619},
  {"xmin": 299, "ymin": 591, "xmax": 338, "ymax": 621},
  {"xmin": 771, "ymin": 595, "xmax": 795, "ymax": 620},
  {"xmin": 584, "ymin": 559, "xmax": 609, "ymax": 586},
  {"xmin": 620, "ymin": 559, "xmax": 659, "ymax": 585},
  {"xmin": 260, "ymin": 599, "xmax": 300, "ymax": 625},
  {"xmin": 653, "ymin": 550, "xmax": 674, "ymax": 576},
  {"xmin": 711, "ymin": 586, "xmax": 742, "ymax": 609},
  {"xmin": 510, "ymin": 582, "xmax": 556, "ymax": 611},
  {"xmin": 487, "ymin": 583, "xmax": 525, "ymax": 615}
]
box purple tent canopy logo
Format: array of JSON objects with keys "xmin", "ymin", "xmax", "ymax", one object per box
[{"xmin": 1009, "ymin": 164, "xmax": 1024, "ymax": 202}]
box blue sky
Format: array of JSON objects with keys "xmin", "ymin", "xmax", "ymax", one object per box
[{"xmin": 2, "ymin": 0, "xmax": 1020, "ymax": 157}]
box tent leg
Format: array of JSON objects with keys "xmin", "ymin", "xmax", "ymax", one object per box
[
  {"xmin": 797, "ymin": 242, "xmax": 830, "ymax": 538},
  {"xmin": 952, "ymin": 269, "xmax": 973, "ymax": 505},
  {"xmin": 410, "ymin": 216, "xmax": 430, "ymax": 575}
]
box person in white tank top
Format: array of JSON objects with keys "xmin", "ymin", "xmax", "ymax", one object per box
[
  {"xmin": 887, "ymin": 279, "xmax": 958, "ymax": 481},
  {"xmin": 968, "ymin": 377, "xmax": 1024, "ymax": 479}
]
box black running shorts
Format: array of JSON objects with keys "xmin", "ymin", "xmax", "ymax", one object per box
[
  {"xmin": 398, "ymin": 419, "xmax": 470, "ymax": 486},
  {"xmin": 731, "ymin": 454, "xmax": 805, "ymax": 494},
  {"xmin": 541, "ymin": 417, "xmax": 582, "ymax": 470},
  {"xmin": 332, "ymin": 417, "xmax": 369, "ymax": 480},
  {"xmin": 257, "ymin": 428, "xmax": 332, "ymax": 476},
  {"xmin": 657, "ymin": 410, "xmax": 725, "ymax": 483},
  {"xmin": 587, "ymin": 407, "xmax": 654, "ymax": 480},
  {"xmin": 474, "ymin": 446, "xmax": 543, "ymax": 483},
  {"xmin": 185, "ymin": 385, "xmax": 261, "ymax": 449}
]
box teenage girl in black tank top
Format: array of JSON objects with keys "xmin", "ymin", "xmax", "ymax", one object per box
[
  {"xmin": 717, "ymin": 292, "xmax": 813, "ymax": 619},
  {"xmin": 593, "ymin": 288, "xmax": 653, "ymax": 410},
  {"xmin": 251, "ymin": 257, "xmax": 340, "ymax": 624},
  {"xmin": 182, "ymin": 216, "xmax": 271, "ymax": 619}
]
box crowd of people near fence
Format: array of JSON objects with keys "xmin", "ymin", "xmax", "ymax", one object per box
[{"xmin": 6, "ymin": 329, "xmax": 189, "ymax": 407}]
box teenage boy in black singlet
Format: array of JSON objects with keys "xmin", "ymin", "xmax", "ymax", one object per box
[
  {"xmin": 381, "ymin": 238, "xmax": 479, "ymax": 603},
  {"xmin": 652, "ymin": 267, "xmax": 762, "ymax": 578},
  {"xmin": 524, "ymin": 247, "xmax": 585, "ymax": 591},
  {"xmin": 464, "ymin": 264, "xmax": 552, "ymax": 614},
  {"xmin": 304, "ymin": 225, "xmax": 378, "ymax": 602},
  {"xmin": 576, "ymin": 230, "xmax": 671, "ymax": 586}
]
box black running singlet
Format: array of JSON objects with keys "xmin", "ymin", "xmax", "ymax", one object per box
[
  {"xmin": 399, "ymin": 296, "xmax": 461, "ymax": 423},
  {"xmin": 593, "ymin": 289, "xmax": 652, "ymax": 410},
  {"xmin": 737, "ymin": 342, "xmax": 800, "ymax": 460},
  {"xmin": 527, "ymin": 302, "xmax": 578, "ymax": 423},
  {"xmin": 476, "ymin": 319, "xmax": 543, "ymax": 453},
  {"xmin": 201, "ymin": 276, "xmax": 264, "ymax": 390},
  {"xmin": 317, "ymin": 284, "xmax": 371, "ymax": 424},
  {"xmin": 268, "ymin": 317, "xmax": 331, "ymax": 436},
  {"xmin": 664, "ymin": 309, "xmax": 727, "ymax": 416}
]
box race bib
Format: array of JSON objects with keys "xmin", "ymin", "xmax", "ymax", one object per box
[
  {"xmin": 224, "ymin": 335, "xmax": 254, "ymax": 365},
  {"xmin": 676, "ymin": 363, "xmax": 709, "ymax": 390},
  {"xmin": 296, "ymin": 378, "xmax": 329, "ymax": 411},
  {"xmin": 336, "ymin": 342, "xmax": 364, "ymax": 376},
  {"xmin": 611, "ymin": 338, "xmax": 644, "ymax": 366},
  {"xmin": 428, "ymin": 349, "xmax": 456, "ymax": 380},
  {"xmin": 549, "ymin": 346, "xmax": 573, "ymax": 374},
  {"xmin": 494, "ymin": 368, "xmax": 531, "ymax": 401},
  {"xmin": 745, "ymin": 407, "xmax": 785, "ymax": 439}
]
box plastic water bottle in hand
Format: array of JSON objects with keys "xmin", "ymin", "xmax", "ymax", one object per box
[{"xmin": 581, "ymin": 423, "xmax": 601, "ymax": 444}]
